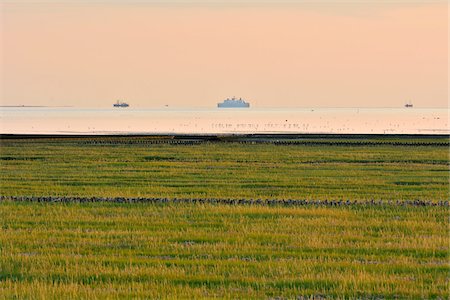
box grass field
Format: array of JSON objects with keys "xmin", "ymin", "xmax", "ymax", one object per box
[
  {"xmin": 0, "ymin": 136, "xmax": 449, "ymax": 298},
  {"xmin": 0, "ymin": 136, "xmax": 449, "ymax": 201},
  {"xmin": 0, "ymin": 202, "xmax": 448, "ymax": 298}
]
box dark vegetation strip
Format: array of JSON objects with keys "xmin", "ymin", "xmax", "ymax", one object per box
[
  {"xmin": 1, "ymin": 133, "xmax": 449, "ymax": 139},
  {"xmin": 1, "ymin": 134, "xmax": 449, "ymax": 146},
  {"xmin": 2, "ymin": 195, "xmax": 448, "ymax": 207},
  {"xmin": 78, "ymin": 140, "xmax": 449, "ymax": 146}
]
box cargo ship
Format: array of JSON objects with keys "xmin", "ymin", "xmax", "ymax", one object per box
[
  {"xmin": 217, "ymin": 97, "xmax": 250, "ymax": 108},
  {"xmin": 113, "ymin": 100, "xmax": 129, "ymax": 108}
]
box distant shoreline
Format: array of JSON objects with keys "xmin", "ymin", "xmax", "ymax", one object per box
[
  {"xmin": 1, "ymin": 106, "xmax": 448, "ymax": 109},
  {"xmin": 0, "ymin": 105, "xmax": 73, "ymax": 108}
]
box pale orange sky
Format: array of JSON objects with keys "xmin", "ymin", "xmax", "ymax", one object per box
[{"xmin": 1, "ymin": 1, "xmax": 448, "ymax": 108}]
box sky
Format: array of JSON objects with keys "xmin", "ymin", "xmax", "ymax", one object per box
[{"xmin": 0, "ymin": 0, "xmax": 448, "ymax": 108}]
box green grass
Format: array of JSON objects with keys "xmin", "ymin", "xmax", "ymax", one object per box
[
  {"xmin": 0, "ymin": 136, "xmax": 448, "ymax": 298},
  {"xmin": 0, "ymin": 202, "xmax": 448, "ymax": 298},
  {"xmin": 0, "ymin": 137, "xmax": 449, "ymax": 201}
]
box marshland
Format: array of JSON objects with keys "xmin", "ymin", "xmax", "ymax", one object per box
[{"xmin": 0, "ymin": 135, "xmax": 449, "ymax": 298}]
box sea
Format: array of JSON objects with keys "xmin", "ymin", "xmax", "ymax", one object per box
[{"xmin": 0, "ymin": 107, "xmax": 448, "ymax": 135}]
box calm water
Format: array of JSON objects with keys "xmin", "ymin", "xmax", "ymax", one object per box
[{"xmin": 0, "ymin": 107, "xmax": 448, "ymax": 135}]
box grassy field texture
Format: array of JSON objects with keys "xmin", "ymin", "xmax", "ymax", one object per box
[
  {"xmin": 0, "ymin": 136, "xmax": 449, "ymax": 201},
  {"xmin": 1, "ymin": 136, "xmax": 449, "ymax": 298},
  {"xmin": 0, "ymin": 202, "xmax": 448, "ymax": 298}
]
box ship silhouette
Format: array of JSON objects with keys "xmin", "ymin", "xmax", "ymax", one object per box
[
  {"xmin": 218, "ymin": 97, "xmax": 250, "ymax": 108},
  {"xmin": 113, "ymin": 100, "xmax": 129, "ymax": 108}
]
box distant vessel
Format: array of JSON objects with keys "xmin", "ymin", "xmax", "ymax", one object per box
[
  {"xmin": 404, "ymin": 102, "xmax": 413, "ymax": 108},
  {"xmin": 113, "ymin": 100, "xmax": 129, "ymax": 108},
  {"xmin": 218, "ymin": 97, "xmax": 250, "ymax": 108}
]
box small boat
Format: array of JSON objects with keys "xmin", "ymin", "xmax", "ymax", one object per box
[
  {"xmin": 404, "ymin": 102, "xmax": 413, "ymax": 108},
  {"xmin": 113, "ymin": 100, "xmax": 129, "ymax": 108}
]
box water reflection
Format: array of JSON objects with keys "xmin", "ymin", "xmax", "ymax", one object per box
[{"xmin": 0, "ymin": 108, "xmax": 448, "ymax": 135}]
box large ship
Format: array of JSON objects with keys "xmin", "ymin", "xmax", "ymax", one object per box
[
  {"xmin": 217, "ymin": 97, "xmax": 250, "ymax": 108},
  {"xmin": 113, "ymin": 100, "xmax": 129, "ymax": 108}
]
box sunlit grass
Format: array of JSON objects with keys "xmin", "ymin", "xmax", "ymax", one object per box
[
  {"xmin": 0, "ymin": 137, "xmax": 448, "ymax": 201},
  {"xmin": 0, "ymin": 136, "xmax": 448, "ymax": 298},
  {"xmin": 0, "ymin": 202, "xmax": 448, "ymax": 298}
]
